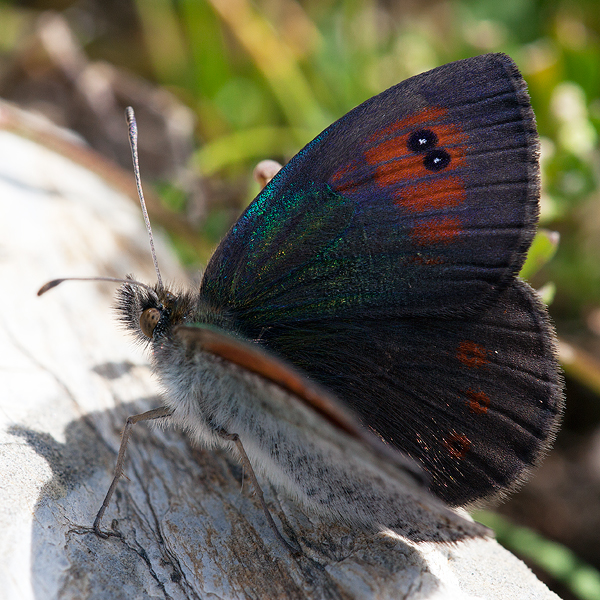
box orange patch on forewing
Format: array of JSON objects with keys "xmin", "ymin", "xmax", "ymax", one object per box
[
  {"xmin": 465, "ymin": 389, "xmax": 491, "ymax": 414},
  {"xmin": 329, "ymin": 163, "xmax": 356, "ymax": 192},
  {"xmin": 368, "ymin": 106, "xmax": 449, "ymax": 142},
  {"xmin": 330, "ymin": 106, "xmax": 469, "ymax": 195},
  {"xmin": 444, "ymin": 432, "xmax": 471, "ymax": 460},
  {"xmin": 409, "ymin": 216, "xmax": 461, "ymax": 246},
  {"xmin": 456, "ymin": 340, "xmax": 489, "ymax": 368},
  {"xmin": 364, "ymin": 151, "xmax": 428, "ymax": 187},
  {"xmin": 394, "ymin": 176, "xmax": 466, "ymax": 212},
  {"xmin": 335, "ymin": 108, "xmax": 449, "ymax": 191},
  {"xmin": 365, "ymin": 107, "xmax": 468, "ymax": 160},
  {"xmin": 427, "ymin": 122, "xmax": 469, "ymax": 156},
  {"xmin": 365, "ymin": 136, "xmax": 412, "ymax": 168}
]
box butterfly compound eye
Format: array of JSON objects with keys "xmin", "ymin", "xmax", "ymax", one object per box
[{"xmin": 140, "ymin": 307, "xmax": 160, "ymax": 338}]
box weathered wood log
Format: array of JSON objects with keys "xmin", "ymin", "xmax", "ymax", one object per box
[{"xmin": 0, "ymin": 108, "xmax": 559, "ymax": 599}]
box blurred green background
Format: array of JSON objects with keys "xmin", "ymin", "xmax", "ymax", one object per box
[{"xmin": 1, "ymin": 1, "xmax": 599, "ymax": 598}]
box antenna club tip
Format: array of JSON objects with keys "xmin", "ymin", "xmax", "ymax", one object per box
[{"xmin": 38, "ymin": 279, "xmax": 63, "ymax": 296}]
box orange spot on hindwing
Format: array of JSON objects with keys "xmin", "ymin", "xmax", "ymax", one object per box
[
  {"xmin": 444, "ymin": 432, "xmax": 471, "ymax": 460},
  {"xmin": 465, "ymin": 390, "xmax": 491, "ymax": 414},
  {"xmin": 456, "ymin": 340, "xmax": 488, "ymax": 368}
]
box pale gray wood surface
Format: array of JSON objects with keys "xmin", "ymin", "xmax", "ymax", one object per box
[{"xmin": 0, "ymin": 123, "xmax": 559, "ymax": 600}]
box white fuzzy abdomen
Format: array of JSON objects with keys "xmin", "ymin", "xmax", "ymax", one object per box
[{"xmin": 152, "ymin": 343, "xmax": 485, "ymax": 542}]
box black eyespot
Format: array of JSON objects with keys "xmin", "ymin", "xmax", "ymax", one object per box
[
  {"xmin": 407, "ymin": 129, "xmax": 438, "ymax": 153},
  {"xmin": 423, "ymin": 149, "xmax": 451, "ymax": 171},
  {"xmin": 140, "ymin": 307, "xmax": 161, "ymax": 338}
]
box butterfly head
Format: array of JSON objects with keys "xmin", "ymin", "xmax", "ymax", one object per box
[
  {"xmin": 115, "ymin": 279, "xmax": 177, "ymax": 344},
  {"xmin": 116, "ymin": 278, "xmax": 233, "ymax": 350}
]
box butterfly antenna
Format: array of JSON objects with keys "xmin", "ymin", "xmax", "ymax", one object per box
[
  {"xmin": 38, "ymin": 277, "xmax": 157, "ymax": 297},
  {"xmin": 126, "ymin": 107, "xmax": 163, "ymax": 289}
]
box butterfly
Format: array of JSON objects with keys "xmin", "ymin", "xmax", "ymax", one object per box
[{"xmin": 40, "ymin": 52, "xmax": 564, "ymax": 551}]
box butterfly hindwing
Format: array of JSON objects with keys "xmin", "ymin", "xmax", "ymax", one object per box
[
  {"xmin": 201, "ymin": 53, "xmax": 539, "ymax": 328},
  {"xmin": 256, "ymin": 279, "xmax": 563, "ymax": 505}
]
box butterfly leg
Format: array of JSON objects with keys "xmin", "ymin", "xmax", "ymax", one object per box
[
  {"xmin": 218, "ymin": 429, "xmax": 301, "ymax": 555},
  {"xmin": 93, "ymin": 405, "xmax": 174, "ymax": 538}
]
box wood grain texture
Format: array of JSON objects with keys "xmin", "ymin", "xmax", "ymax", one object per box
[{"xmin": 0, "ymin": 117, "xmax": 559, "ymax": 600}]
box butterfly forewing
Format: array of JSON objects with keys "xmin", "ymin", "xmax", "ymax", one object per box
[{"xmin": 201, "ymin": 53, "xmax": 539, "ymax": 325}]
